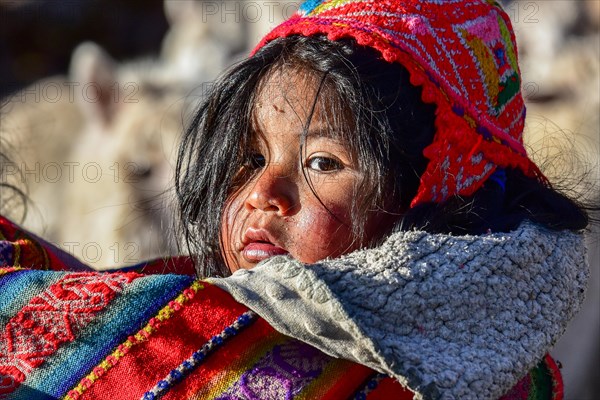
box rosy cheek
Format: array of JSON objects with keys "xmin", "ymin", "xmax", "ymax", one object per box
[{"xmin": 289, "ymin": 206, "xmax": 354, "ymax": 263}]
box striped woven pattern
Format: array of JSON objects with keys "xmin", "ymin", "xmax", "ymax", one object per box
[{"xmin": 0, "ymin": 268, "xmax": 411, "ymax": 400}]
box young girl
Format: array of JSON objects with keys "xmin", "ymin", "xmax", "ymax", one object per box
[
  {"xmin": 176, "ymin": 3, "xmax": 588, "ymax": 277},
  {"xmin": 174, "ymin": 0, "xmax": 590, "ymax": 397},
  {"xmin": 0, "ymin": 0, "xmax": 592, "ymax": 399}
]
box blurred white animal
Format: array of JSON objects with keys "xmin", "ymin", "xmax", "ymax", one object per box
[
  {"xmin": 1, "ymin": 76, "xmax": 84, "ymax": 237},
  {"xmin": 1, "ymin": 43, "xmax": 195, "ymax": 268},
  {"xmin": 161, "ymin": 0, "xmax": 296, "ymax": 66}
]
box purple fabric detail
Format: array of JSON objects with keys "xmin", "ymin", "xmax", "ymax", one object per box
[
  {"xmin": 215, "ymin": 340, "xmax": 332, "ymax": 399},
  {"xmin": 0, "ymin": 241, "xmax": 14, "ymax": 266}
]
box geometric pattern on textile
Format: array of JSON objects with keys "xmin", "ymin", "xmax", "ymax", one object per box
[
  {"xmin": 0, "ymin": 272, "xmax": 141, "ymax": 397},
  {"xmin": 253, "ymin": 0, "xmax": 547, "ymax": 204},
  {"xmin": 453, "ymin": 13, "xmax": 520, "ymax": 116},
  {"xmin": 58, "ymin": 278, "xmax": 378, "ymax": 400},
  {"xmin": 215, "ymin": 340, "xmax": 332, "ymax": 399}
]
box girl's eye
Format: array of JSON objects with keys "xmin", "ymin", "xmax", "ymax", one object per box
[
  {"xmin": 306, "ymin": 155, "xmax": 343, "ymax": 172},
  {"xmin": 246, "ymin": 152, "xmax": 266, "ymax": 170}
]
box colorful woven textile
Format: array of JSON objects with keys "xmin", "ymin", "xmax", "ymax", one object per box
[
  {"xmin": 252, "ymin": 0, "xmax": 547, "ymax": 206},
  {"xmin": 0, "ymin": 271, "xmax": 412, "ymax": 399},
  {"xmin": 0, "ymin": 215, "xmax": 563, "ymax": 399}
]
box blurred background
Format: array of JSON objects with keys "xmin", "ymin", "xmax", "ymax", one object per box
[{"xmin": 0, "ymin": 1, "xmax": 598, "ymax": 398}]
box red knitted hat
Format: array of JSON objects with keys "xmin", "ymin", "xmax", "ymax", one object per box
[{"xmin": 252, "ymin": 0, "xmax": 547, "ymax": 207}]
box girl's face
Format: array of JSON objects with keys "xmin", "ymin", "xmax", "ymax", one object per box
[{"xmin": 221, "ymin": 70, "xmax": 389, "ymax": 272}]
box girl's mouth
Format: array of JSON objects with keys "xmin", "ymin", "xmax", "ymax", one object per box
[
  {"xmin": 241, "ymin": 227, "xmax": 288, "ymax": 263},
  {"xmin": 242, "ymin": 241, "xmax": 289, "ymax": 263}
]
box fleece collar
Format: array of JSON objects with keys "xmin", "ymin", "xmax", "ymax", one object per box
[{"xmin": 210, "ymin": 222, "xmax": 588, "ymax": 399}]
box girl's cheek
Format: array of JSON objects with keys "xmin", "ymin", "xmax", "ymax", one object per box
[{"xmin": 290, "ymin": 205, "xmax": 354, "ymax": 262}]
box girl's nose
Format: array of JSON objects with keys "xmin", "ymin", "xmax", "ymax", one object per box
[{"xmin": 244, "ymin": 166, "xmax": 298, "ymax": 216}]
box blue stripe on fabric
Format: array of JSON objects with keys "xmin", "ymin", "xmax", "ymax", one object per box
[
  {"xmin": 299, "ymin": 0, "xmax": 324, "ymax": 15},
  {"xmin": 12, "ymin": 273, "xmax": 194, "ymax": 399},
  {"xmin": 0, "ymin": 269, "xmax": 64, "ymax": 327}
]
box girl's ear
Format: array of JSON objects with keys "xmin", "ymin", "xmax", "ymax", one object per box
[{"xmin": 68, "ymin": 41, "xmax": 118, "ymax": 128}]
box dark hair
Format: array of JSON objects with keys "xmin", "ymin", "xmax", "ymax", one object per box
[{"xmin": 176, "ymin": 35, "xmax": 589, "ymax": 278}]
